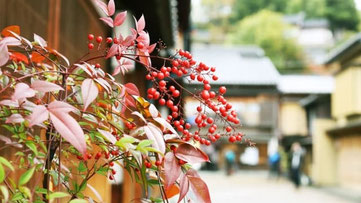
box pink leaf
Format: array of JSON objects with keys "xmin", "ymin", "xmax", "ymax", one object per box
[
  {"xmin": 164, "ymin": 152, "xmax": 181, "ymax": 189},
  {"xmin": 94, "ymin": 0, "xmax": 109, "ymax": 16},
  {"xmin": 114, "ymin": 11, "xmax": 127, "ymax": 26},
  {"xmin": 27, "ymin": 105, "xmax": 49, "ymax": 127},
  {"xmin": 107, "ymin": 0, "xmax": 115, "ymax": 16},
  {"xmin": 34, "ymin": 34, "xmax": 47, "ymax": 48},
  {"xmin": 149, "ymin": 104, "xmax": 159, "ymax": 118},
  {"xmin": 12, "ymin": 83, "xmax": 36, "ymax": 101},
  {"xmin": 148, "ymin": 43, "xmax": 156, "ymax": 54},
  {"xmin": 178, "ymin": 173, "xmax": 190, "ymax": 203},
  {"xmin": 31, "ymin": 80, "xmax": 63, "ymax": 93},
  {"xmin": 136, "ymin": 15, "xmax": 145, "ymax": 33},
  {"xmin": 124, "ymin": 83, "xmax": 140, "ymax": 96},
  {"xmin": 136, "ymin": 31, "xmax": 150, "ymax": 46},
  {"xmin": 1, "ymin": 37, "xmax": 21, "ymax": 46},
  {"xmin": 6, "ymin": 114, "xmax": 24, "ymax": 124},
  {"xmin": 52, "ymin": 49, "xmax": 70, "ymax": 66},
  {"xmin": 81, "ymin": 79, "xmax": 98, "ymax": 110},
  {"xmin": 48, "ymin": 100, "xmax": 77, "ymax": 113},
  {"xmin": 106, "ymin": 44, "xmax": 118, "ymax": 58},
  {"xmin": 143, "ymin": 123, "xmax": 165, "ymax": 154},
  {"xmin": 0, "ymin": 44, "xmax": 9, "ymax": 66},
  {"xmin": 100, "ymin": 17, "xmax": 114, "ymax": 27},
  {"xmin": 49, "ymin": 111, "xmax": 86, "ymax": 155},
  {"xmin": 137, "ymin": 50, "xmax": 151, "ymax": 67},
  {"xmin": 97, "ymin": 129, "xmax": 116, "ymax": 144},
  {"xmin": 0, "ymin": 99, "xmax": 18, "ymax": 107},
  {"xmin": 94, "ymin": 78, "xmax": 111, "ymax": 93},
  {"xmin": 154, "ymin": 117, "xmax": 178, "ymax": 135},
  {"xmin": 188, "ymin": 176, "xmax": 211, "ymax": 203},
  {"xmin": 175, "ymin": 143, "xmax": 209, "ymax": 164}
]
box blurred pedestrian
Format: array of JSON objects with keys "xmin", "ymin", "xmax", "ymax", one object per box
[
  {"xmin": 268, "ymin": 151, "xmax": 281, "ymax": 179},
  {"xmin": 225, "ymin": 150, "xmax": 235, "ymax": 176},
  {"xmin": 289, "ymin": 142, "xmax": 304, "ymax": 188}
]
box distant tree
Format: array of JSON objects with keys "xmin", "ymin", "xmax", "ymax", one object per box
[
  {"xmin": 286, "ymin": 0, "xmax": 326, "ymax": 18},
  {"xmin": 324, "ymin": 0, "xmax": 360, "ymax": 31},
  {"xmin": 227, "ymin": 10, "xmax": 305, "ymax": 73},
  {"xmin": 231, "ymin": 0, "xmax": 288, "ymax": 21}
]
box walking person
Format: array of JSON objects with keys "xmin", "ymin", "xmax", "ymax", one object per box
[
  {"xmin": 289, "ymin": 142, "xmax": 304, "ymax": 188},
  {"xmin": 225, "ymin": 150, "xmax": 236, "ymax": 176}
]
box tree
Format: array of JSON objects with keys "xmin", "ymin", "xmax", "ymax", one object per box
[
  {"xmin": 286, "ymin": 0, "xmax": 326, "ymax": 18},
  {"xmin": 325, "ymin": 0, "xmax": 360, "ymax": 31},
  {"xmin": 227, "ymin": 10, "xmax": 305, "ymax": 73},
  {"xmin": 231, "ymin": 0, "xmax": 288, "ymax": 22},
  {"xmin": 0, "ymin": 0, "xmax": 243, "ymax": 202}
]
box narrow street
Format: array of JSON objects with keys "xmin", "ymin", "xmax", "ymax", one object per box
[{"xmin": 198, "ymin": 170, "xmax": 353, "ymax": 203}]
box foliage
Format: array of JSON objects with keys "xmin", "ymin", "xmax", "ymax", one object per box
[
  {"xmin": 0, "ymin": 0, "xmax": 243, "ymax": 202},
  {"xmin": 227, "ymin": 10, "xmax": 305, "ymax": 72},
  {"xmin": 324, "ymin": 0, "xmax": 360, "ymax": 31}
]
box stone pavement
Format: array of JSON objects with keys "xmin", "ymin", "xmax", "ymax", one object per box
[{"xmin": 198, "ymin": 170, "xmax": 355, "ymax": 203}]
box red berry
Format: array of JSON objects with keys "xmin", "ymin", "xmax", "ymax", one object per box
[
  {"xmin": 212, "ymin": 75, "xmax": 218, "ymax": 81},
  {"xmin": 157, "ymin": 72, "xmax": 165, "ymax": 80},
  {"xmin": 109, "ymin": 162, "xmax": 114, "ymax": 167},
  {"xmin": 204, "ymin": 84, "xmax": 211, "ymax": 90},
  {"xmin": 88, "ymin": 43, "xmax": 94, "ymax": 50},
  {"xmin": 179, "ymin": 159, "xmax": 186, "ymax": 165},
  {"xmin": 172, "ymin": 60, "xmax": 179, "ymax": 67},
  {"xmin": 109, "ymin": 175, "xmax": 114, "ymax": 180},
  {"xmin": 146, "ymin": 74, "xmax": 152, "ymax": 80},
  {"xmin": 137, "ymin": 42, "xmax": 144, "ymax": 49},
  {"xmin": 170, "ymin": 145, "xmax": 177, "ymax": 152},
  {"xmin": 219, "ymin": 86, "xmax": 227, "ymax": 94},
  {"xmin": 145, "ymin": 162, "xmax": 152, "ymax": 168},
  {"xmin": 206, "ymin": 117, "xmax": 214, "ymax": 124},
  {"xmin": 86, "ymin": 153, "xmax": 92, "ymax": 159},
  {"xmin": 190, "ymin": 73, "xmax": 196, "ymax": 80},
  {"xmin": 236, "ymin": 135, "xmax": 243, "ymax": 141},
  {"xmin": 185, "ymin": 123, "xmax": 191, "ymax": 129},
  {"xmin": 106, "ymin": 37, "xmax": 113, "ymax": 43},
  {"xmin": 88, "ymin": 34, "xmax": 94, "ymax": 40},
  {"xmin": 228, "ymin": 136, "xmax": 236, "ymax": 143},
  {"xmin": 172, "ymin": 90, "xmax": 180, "ymax": 97},
  {"xmin": 197, "ymin": 75, "xmax": 204, "ymax": 82},
  {"xmin": 201, "ymin": 90, "xmax": 210, "ymax": 100},
  {"xmin": 197, "ymin": 106, "xmax": 202, "ymax": 112},
  {"xmin": 208, "ymin": 127, "xmax": 215, "ymax": 134},
  {"xmin": 155, "ymin": 160, "xmax": 162, "ymax": 166},
  {"xmin": 169, "ymin": 86, "xmax": 176, "ymax": 92},
  {"xmin": 159, "ymin": 80, "xmax": 166, "ymax": 87},
  {"xmin": 95, "ymin": 63, "xmax": 101, "ymax": 69},
  {"xmin": 226, "ymin": 126, "xmax": 232, "ymax": 132},
  {"xmin": 215, "ymin": 134, "xmax": 221, "ymax": 139},
  {"xmin": 167, "ymin": 100, "xmax": 174, "ymax": 107},
  {"xmin": 95, "ymin": 152, "xmax": 102, "ymax": 159},
  {"xmin": 159, "ymin": 98, "xmax": 166, "ymax": 106},
  {"xmin": 96, "ymin": 36, "xmax": 103, "ymax": 43}
]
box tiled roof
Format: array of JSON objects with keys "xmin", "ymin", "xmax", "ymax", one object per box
[
  {"xmin": 278, "ymin": 75, "xmax": 334, "ymax": 94},
  {"xmin": 189, "ymin": 44, "xmax": 280, "ymax": 85}
]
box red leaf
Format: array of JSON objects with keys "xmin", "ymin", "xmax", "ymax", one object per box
[
  {"xmin": 188, "ymin": 176, "xmax": 211, "ymax": 203},
  {"xmin": 81, "ymin": 79, "xmax": 98, "ymax": 110},
  {"xmin": 107, "ymin": 0, "xmax": 115, "ymax": 16},
  {"xmin": 114, "ymin": 11, "xmax": 127, "ymax": 26},
  {"xmin": 100, "ymin": 17, "xmax": 114, "ymax": 27},
  {"xmin": 164, "ymin": 152, "xmax": 181, "ymax": 189},
  {"xmin": 10, "ymin": 52, "xmax": 28, "ymax": 64},
  {"xmin": 1, "ymin": 25, "xmax": 20, "ymax": 37},
  {"xmin": 175, "ymin": 143, "xmax": 209, "ymax": 164},
  {"xmin": 106, "ymin": 44, "xmax": 118, "ymax": 58},
  {"xmin": 27, "ymin": 105, "xmax": 49, "ymax": 127},
  {"xmin": 124, "ymin": 83, "xmax": 140, "ymax": 96},
  {"xmin": 164, "ymin": 184, "xmax": 180, "ymax": 199},
  {"xmin": 31, "ymin": 51, "xmax": 45, "ymax": 63},
  {"xmin": 31, "ymin": 80, "xmax": 63, "ymax": 93},
  {"xmin": 178, "ymin": 173, "xmax": 190, "ymax": 203}
]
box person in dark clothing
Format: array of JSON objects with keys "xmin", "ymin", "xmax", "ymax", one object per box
[{"xmin": 289, "ymin": 142, "xmax": 304, "ymax": 188}]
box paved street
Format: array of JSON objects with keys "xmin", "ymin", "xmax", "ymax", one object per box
[{"xmin": 198, "ymin": 170, "xmax": 354, "ymax": 203}]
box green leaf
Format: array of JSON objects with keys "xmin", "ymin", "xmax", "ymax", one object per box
[
  {"xmin": 137, "ymin": 140, "xmax": 152, "ymax": 149},
  {"xmin": 49, "ymin": 192, "xmax": 70, "ymax": 200},
  {"xmin": 11, "ymin": 192, "xmax": 23, "ymax": 201},
  {"xmin": 19, "ymin": 186, "xmax": 31, "ymax": 198},
  {"xmin": 19, "ymin": 167, "xmax": 35, "ymax": 186},
  {"xmin": 69, "ymin": 198, "xmax": 88, "ymax": 203},
  {"xmin": 0, "ymin": 185, "xmax": 9, "ymax": 202},
  {"xmin": 0, "ymin": 156, "xmax": 14, "ymax": 171},
  {"xmin": 25, "ymin": 141, "xmax": 38, "ymax": 156},
  {"xmin": 35, "ymin": 187, "xmax": 48, "ymax": 194},
  {"xmin": 77, "ymin": 162, "xmax": 86, "ymax": 173},
  {"xmin": 95, "ymin": 166, "xmax": 108, "ymax": 176},
  {"xmin": 0, "ymin": 163, "xmax": 5, "ymax": 183},
  {"xmin": 116, "ymin": 136, "xmax": 136, "ymax": 150}
]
